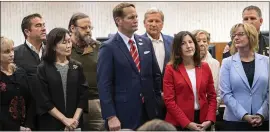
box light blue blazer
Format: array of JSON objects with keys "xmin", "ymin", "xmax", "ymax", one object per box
[{"xmin": 220, "ymin": 52, "xmax": 269, "ymax": 121}]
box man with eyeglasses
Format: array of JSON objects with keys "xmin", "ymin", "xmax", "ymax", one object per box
[
  {"xmin": 68, "ymin": 12, "xmax": 105, "ymax": 131},
  {"xmin": 223, "ymin": 5, "xmax": 269, "ymax": 58}
]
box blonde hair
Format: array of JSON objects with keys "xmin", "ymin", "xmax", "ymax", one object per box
[
  {"xmin": 1, "ymin": 36, "xmax": 16, "ymax": 72},
  {"xmin": 192, "ymin": 29, "xmax": 211, "ymax": 43},
  {"xmin": 230, "ymin": 23, "xmax": 259, "ymax": 55}
]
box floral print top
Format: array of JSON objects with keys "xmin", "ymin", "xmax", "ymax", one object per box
[{"xmin": 0, "ymin": 68, "xmax": 32, "ymax": 130}]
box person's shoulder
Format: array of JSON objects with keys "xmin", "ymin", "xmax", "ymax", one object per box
[
  {"xmin": 257, "ymin": 53, "xmax": 269, "ymax": 60},
  {"xmin": 14, "ymin": 66, "xmax": 27, "ymax": 75},
  {"xmin": 162, "ymin": 33, "xmax": 174, "ymax": 40},
  {"xmin": 69, "ymin": 59, "xmax": 83, "ymax": 69},
  {"xmin": 14, "ymin": 43, "xmax": 26, "ymax": 51}
]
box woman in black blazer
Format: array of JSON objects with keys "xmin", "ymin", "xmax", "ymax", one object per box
[{"xmin": 35, "ymin": 28, "xmax": 88, "ymax": 130}]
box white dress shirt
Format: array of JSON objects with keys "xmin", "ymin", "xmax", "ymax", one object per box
[
  {"xmin": 25, "ymin": 40, "xmax": 44, "ymax": 59},
  {"xmin": 186, "ymin": 68, "xmax": 200, "ymax": 110},
  {"xmin": 118, "ymin": 31, "xmax": 138, "ymax": 51},
  {"xmin": 147, "ymin": 33, "xmax": 165, "ymax": 72}
]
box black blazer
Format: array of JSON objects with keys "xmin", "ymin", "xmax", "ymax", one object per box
[
  {"xmin": 35, "ymin": 60, "xmax": 89, "ymax": 130},
  {"xmin": 14, "ymin": 42, "xmax": 41, "ymax": 76}
]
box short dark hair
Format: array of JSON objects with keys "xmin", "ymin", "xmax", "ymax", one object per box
[
  {"xmin": 242, "ymin": 5, "xmax": 262, "ymax": 17},
  {"xmin": 43, "ymin": 28, "xmax": 70, "ymax": 64},
  {"xmin": 112, "ymin": 2, "xmax": 135, "ymax": 27},
  {"xmin": 68, "ymin": 12, "xmax": 89, "ymax": 32},
  {"xmin": 21, "ymin": 13, "xmax": 42, "ymax": 39},
  {"xmin": 170, "ymin": 31, "xmax": 201, "ymax": 70},
  {"xmin": 137, "ymin": 119, "xmax": 177, "ymax": 131}
]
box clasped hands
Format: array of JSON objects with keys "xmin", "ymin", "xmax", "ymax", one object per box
[
  {"xmin": 186, "ymin": 121, "xmax": 212, "ymax": 131},
  {"xmin": 243, "ymin": 114, "xmax": 263, "ymax": 127},
  {"xmin": 62, "ymin": 117, "xmax": 79, "ymax": 131}
]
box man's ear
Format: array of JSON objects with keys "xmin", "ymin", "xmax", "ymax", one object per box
[
  {"xmin": 24, "ymin": 29, "xmax": 30, "ymax": 37},
  {"xmin": 115, "ymin": 17, "xmax": 121, "ymax": 26},
  {"xmin": 70, "ymin": 25, "xmax": 76, "ymax": 33},
  {"xmin": 259, "ymin": 17, "xmax": 263, "ymax": 26}
]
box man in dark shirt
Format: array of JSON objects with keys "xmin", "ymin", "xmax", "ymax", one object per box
[
  {"xmin": 14, "ymin": 13, "xmax": 47, "ymax": 130},
  {"xmin": 223, "ymin": 5, "xmax": 269, "ymax": 58},
  {"xmin": 68, "ymin": 12, "xmax": 105, "ymax": 131}
]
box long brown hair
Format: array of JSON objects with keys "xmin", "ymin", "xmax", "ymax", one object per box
[{"xmin": 169, "ymin": 31, "xmax": 201, "ymax": 70}]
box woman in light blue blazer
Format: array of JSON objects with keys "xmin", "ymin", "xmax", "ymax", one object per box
[{"xmin": 220, "ymin": 23, "xmax": 269, "ymax": 131}]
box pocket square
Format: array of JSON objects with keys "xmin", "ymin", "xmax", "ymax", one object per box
[{"xmin": 144, "ymin": 51, "xmax": 150, "ymax": 54}]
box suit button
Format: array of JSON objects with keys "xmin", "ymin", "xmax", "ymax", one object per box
[{"xmin": 250, "ymin": 93, "xmax": 252, "ymax": 96}]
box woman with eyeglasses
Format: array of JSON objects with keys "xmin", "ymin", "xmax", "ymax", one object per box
[
  {"xmin": 35, "ymin": 28, "xmax": 88, "ymax": 130},
  {"xmin": 220, "ymin": 23, "xmax": 269, "ymax": 131},
  {"xmin": 0, "ymin": 36, "xmax": 33, "ymax": 131}
]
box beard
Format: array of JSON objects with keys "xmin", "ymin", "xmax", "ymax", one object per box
[{"xmin": 75, "ymin": 30, "xmax": 92, "ymax": 47}]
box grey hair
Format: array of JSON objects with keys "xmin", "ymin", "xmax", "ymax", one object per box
[{"xmin": 144, "ymin": 7, "xmax": 164, "ymax": 22}]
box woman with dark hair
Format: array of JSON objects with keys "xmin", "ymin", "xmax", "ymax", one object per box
[
  {"xmin": 163, "ymin": 31, "xmax": 217, "ymax": 131},
  {"xmin": 35, "ymin": 28, "xmax": 88, "ymax": 130},
  {"xmin": 0, "ymin": 36, "xmax": 33, "ymax": 131}
]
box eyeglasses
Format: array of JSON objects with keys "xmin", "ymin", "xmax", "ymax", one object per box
[
  {"xmin": 231, "ymin": 32, "xmax": 246, "ymax": 39},
  {"xmin": 75, "ymin": 25, "xmax": 94, "ymax": 31}
]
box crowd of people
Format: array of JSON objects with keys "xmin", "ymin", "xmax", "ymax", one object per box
[{"xmin": 0, "ymin": 2, "xmax": 269, "ymax": 131}]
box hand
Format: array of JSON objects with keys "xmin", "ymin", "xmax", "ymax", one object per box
[
  {"xmin": 186, "ymin": 122, "xmax": 203, "ymax": 131},
  {"xmin": 20, "ymin": 126, "xmax": 31, "ymax": 131},
  {"xmin": 223, "ymin": 45, "xmax": 230, "ymax": 53},
  {"xmin": 252, "ymin": 115, "xmax": 263, "ymax": 127},
  {"xmin": 62, "ymin": 117, "xmax": 79, "ymax": 130},
  {"xmin": 243, "ymin": 114, "xmax": 257, "ymax": 125},
  {"xmin": 201, "ymin": 121, "xmax": 212, "ymax": 130},
  {"xmin": 108, "ymin": 116, "xmax": 121, "ymax": 131}
]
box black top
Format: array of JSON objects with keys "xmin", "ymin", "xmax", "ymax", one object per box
[
  {"xmin": 241, "ymin": 59, "xmax": 255, "ymax": 87},
  {"xmin": 35, "ymin": 59, "xmax": 89, "ymax": 130},
  {"xmin": 0, "ymin": 67, "xmax": 33, "ymax": 130}
]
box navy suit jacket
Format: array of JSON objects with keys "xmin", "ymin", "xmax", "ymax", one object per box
[
  {"xmin": 142, "ymin": 33, "xmax": 173, "ymax": 74},
  {"xmin": 97, "ymin": 33, "xmax": 162, "ymax": 129}
]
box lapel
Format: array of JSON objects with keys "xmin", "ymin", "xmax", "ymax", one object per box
[
  {"xmin": 162, "ymin": 34, "xmax": 171, "ymax": 71},
  {"xmin": 115, "ymin": 33, "xmax": 139, "ymax": 74},
  {"xmin": 178, "ymin": 63, "xmax": 193, "ymax": 91},
  {"xmin": 195, "ymin": 65, "xmax": 202, "ymax": 94},
  {"xmin": 251, "ymin": 53, "xmax": 262, "ymax": 89},
  {"xmin": 134, "ymin": 34, "xmax": 145, "ymax": 73},
  {"xmin": 232, "ymin": 53, "xmax": 251, "ymax": 90}
]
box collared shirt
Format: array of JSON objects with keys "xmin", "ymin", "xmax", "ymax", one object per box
[
  {"xmin": 25, "ymin": 40, "xmax": 44, "ymax": 59},
  {"xmin": 203, "ymin": 51, "xmax": 221, "ymax": 109},
  {"xmin": 118, "ymin": 31, "xmax": 138, "ymax": 51},
  {"xmin": 147, "ymin": 33, "xmax": 165, "ymax": 72}
]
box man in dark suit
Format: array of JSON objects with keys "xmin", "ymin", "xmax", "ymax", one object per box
[
  {"xmin": 223, "ymin": 5, "xmax": 269, "ymax": 59},
  {"xmin": 14, "ymin": 13, "xmax": 46, "ymax": 76},
  {"xmin": 97, "ymin": 2, "xmax": 162, "ymax": 131},
  {"xmin": 142, "ymin": 7, "xmax": 173, "ymax": 74},
  {"xmin": 14, "ymin": 13, "xmax": 46, "ymax": 130},
  {"xmin": 142, "ymin": 7, "xmax": 173, "ymax": 120}
]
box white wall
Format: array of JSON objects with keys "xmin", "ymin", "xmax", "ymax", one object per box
[{"xmin": 1, "ymin": 1, "xmax": 269, "ymax": 46}]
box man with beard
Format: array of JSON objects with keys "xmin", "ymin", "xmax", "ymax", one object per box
[{"xmin": 68, "ymin": 12, "xmax": 105, "ymax": 131}]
